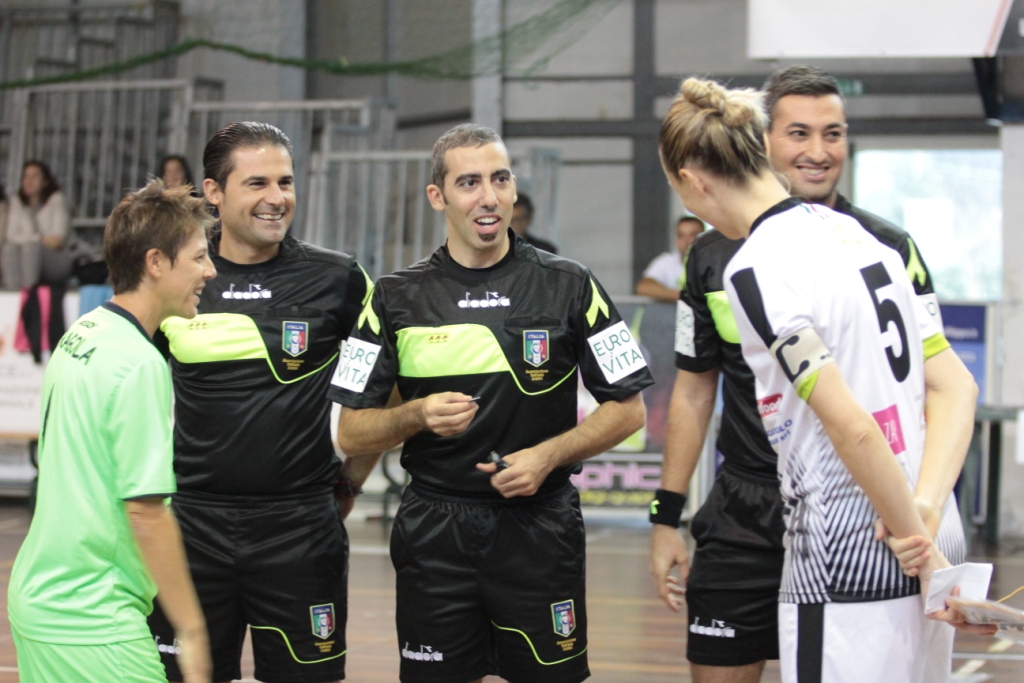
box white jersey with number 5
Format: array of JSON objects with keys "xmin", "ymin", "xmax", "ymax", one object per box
[{"xmin": 724, "ymin": 198, "xmax": 960, "ymax": 605}]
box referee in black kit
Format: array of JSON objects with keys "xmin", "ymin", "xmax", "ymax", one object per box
[{"xmin": 332, "ymin": 123, "xmax": 653, "ymax": 683}]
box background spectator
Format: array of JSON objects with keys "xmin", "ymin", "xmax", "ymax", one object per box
[
  {"xmin": 635, "ymin": 215, "xmax": 705, "ymax": 302},
  {"xmin": 1, "ymin": 161, "xmax": 71, "ymax": 289},
  {"xmin": 511, "ymin": 192, "xmax": 558, "ymax": 253}
]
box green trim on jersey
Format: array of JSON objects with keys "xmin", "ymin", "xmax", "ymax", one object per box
[
  {"xmin": 490, "ymin": 621, "xmax": 588, "ymax": 665},
  {"xmin": 797, "ymin": 368, "xmax": 820, "ymax": 402},
  {"xmin": 906, "ymin": 238, "xmax": 927, "ymax": 288},
  {"xmin": 705, "ymin": 291, "xmax": 741, "ymax": 344},
  {"xmin": 585, "ymin": 278, "xmax": 609, "ymax": 327},
  {"xmin": 679, "ymin": 249, "xmax": 690, "ymax": 290},
  {"xmin": 357, "ymin": 265, "xmax": 380, "ymax": 335},
  {"xmin": 395, "ymin": 324, "xmax": 577, "ymax": 396},
  {"xmin": 249, "ymin": 625, "xmax": 347, "ymax": 664},
  {"xmin": 162, "ymin": 313, "xmax": 337, "ymax": 385},
  {"xmin": 923, "ymin": 332, "xmax": 952, "ymax": 360}
]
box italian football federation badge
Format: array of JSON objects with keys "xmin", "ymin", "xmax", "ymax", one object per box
[
  {"xmin": 310, "ymin": 603, "xmax": 335, "ymax": 639},
  {"xmin": 283, "ymin": 321, "xmax": 308, "ymax": 357},
  {"xmin": 551, "ymin": 599, "xmax": 576, "ymax": 637},
  {"xmin": 523, "ymin": 330, "xmax": 549, "ymax": 367}
]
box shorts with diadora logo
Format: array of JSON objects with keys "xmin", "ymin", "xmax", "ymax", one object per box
[
  {"xmin": 391, "ymin": 483, "xmax": 590, "ymax": 683},
  {"xmin": 685, "ymin": 463, "xmax": 786, "ymax": 667},
  {"xmin": 147, "ymin": 490, "xmax": 348, "ymax": 683}
]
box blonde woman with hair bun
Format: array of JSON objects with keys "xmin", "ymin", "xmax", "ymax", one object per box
[{"xmin": 652, "ymin": 77, "xmax": 993, "ymax": 683}]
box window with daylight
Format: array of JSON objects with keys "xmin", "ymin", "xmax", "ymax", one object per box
[{"xmin": 853, "ymin": 148, "xmax": 1002, "ymax": 302}]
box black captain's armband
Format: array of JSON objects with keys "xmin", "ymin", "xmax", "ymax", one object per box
[
  {"xmin": 769, "ymin": 328, "xmax": 832, "ymax": 393},
  {"xmin": 649, "ymin": 488, "xmax": 687, "ymax": 527}
]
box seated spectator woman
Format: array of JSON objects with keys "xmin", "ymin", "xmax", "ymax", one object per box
[
  {"xmin": 1, "ymin": 161, "xmax": 70, "ymax": 289},
  {"xmin": 157, "ymin": 155, "xmax": 198, "ymax": 194}
]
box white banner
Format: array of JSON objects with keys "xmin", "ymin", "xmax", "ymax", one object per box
[
  {"xmin": 0, "ymin": 291, "xmax": 80, "ymax": 434},
  {"xmin": 748, "ymin": 0, "xmax": 1012, "ymax": 58}
]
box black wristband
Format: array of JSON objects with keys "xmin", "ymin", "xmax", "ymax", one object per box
[
  {"xmin": 333, "ymin": 477, "xmax": 363, "ymax": 500},
  {"xmin": 649, "ymin": 488, "xmax": 687, "ymax": 527}
]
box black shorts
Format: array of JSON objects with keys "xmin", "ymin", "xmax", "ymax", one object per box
[
  {"xmin": 685, "ymin": 464, "xmax": 786, "ymax": 667},
  {"xmin": 148, "ymin": 490, "xmax": 348, "ymax": 683},
  {"xmin": 391, "ymin": 483, "xmax": 589, "ymax": 683}
]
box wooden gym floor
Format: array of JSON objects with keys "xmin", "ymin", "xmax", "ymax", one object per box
[{"xmin": 0, "ymin": 497, "xmax": 1022, "ymax": 682}]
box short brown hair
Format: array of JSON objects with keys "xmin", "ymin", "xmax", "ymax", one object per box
[
  {"xmin": 431, "ymin": 123, "xmax": 505, "ymax": 189},
  {"xmin": 762, "ymin": 66, "xmax": 844, "ymax": 129},
  {"xmin": 203, "ymin": 121, "xmax": 293, "ymax": 189},
  {"xmin": 105, "ymin": 179, "xmax": 216, "ymax": 294},
  {"xmin": 659, "ymin": 77, "xmax": 771, "ymax": 186}
]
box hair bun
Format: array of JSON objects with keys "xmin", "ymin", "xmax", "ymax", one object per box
[
  {"xmin": 681, "ymin": 78, "xmax": 726, "ymax": 114},
  {"xmin": 681, "ymin": 78, "xmax": 758, "ymax": 128}
]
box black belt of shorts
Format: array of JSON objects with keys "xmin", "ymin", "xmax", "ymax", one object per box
[
  {"xmin": 172, "ymin": 486, "xmax": 335, "ymax": 507},
  {"xmin": 720, "ymin": 459, "xmax": 780, "ymax": 486},
  {"xmin": 409, "ymin": 478, "xmax": 573, "ymax": 506}
]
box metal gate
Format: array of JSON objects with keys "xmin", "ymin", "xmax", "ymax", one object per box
[
  {"xmin": 306, "ymin": 148, "xmax": 561, "ymax": 279},
  {"xmin": 4, "ymin": 79, "xmax": 556, "ymax": 271},
  {"xmin": 186, "ymin": 98, "xmax": 396, "ymax": 240},
  {"xmin": 5, "ymin": 80, "xmax": 395, "ymax": 242}
]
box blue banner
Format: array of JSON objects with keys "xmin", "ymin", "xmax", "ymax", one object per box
[{"xmin": 939, "ymin": 303, "xmax": 986, "ymax": 403}]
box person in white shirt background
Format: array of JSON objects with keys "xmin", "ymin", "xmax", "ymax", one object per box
[{"xmin": 635, "ymin": 215, "xmax": 705, "ymax": 303}]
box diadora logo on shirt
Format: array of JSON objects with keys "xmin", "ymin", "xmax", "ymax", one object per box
[
  {"xmin": 223, "ymin": 283, "xmax": 271, "ymax": 300},
  {"xmin": 757, "ymin": 393, "xmax": 783, "ymax": 419},
  {"xmin": 458, "ymin": 291, "xmax": 510, "ymax": 308},
  {"xmin": 690, "ymin": 617, "xmax": 736, "ymax": 638},
  {"xmin": 401, "ymin": 642, "xmax": 444, "ymax": 662}
]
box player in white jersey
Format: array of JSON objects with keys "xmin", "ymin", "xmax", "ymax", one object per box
[{"xmin": 657, "ymin": 77, "xmax": 996, "ymax": 682}]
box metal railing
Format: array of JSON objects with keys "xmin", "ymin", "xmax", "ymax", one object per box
[
  {"xmin": 4, "ymin": 82, "xmax": 396, "ymax": 244},
  {"xmin": 0, "ymin": 1, "xmax": 181, "ymax": 190},
  {"xmin": 5, "ymin": 79, "xmax": 196, "ymax": 232},
  {"xmin": 306, "ymin": 148, "xmax": 561, "ymax": 279},
  {"xmin": 0, "ymin": 1, "xmax": 179, "ymax": 84},
  {"xmin": 185, "ymin": 98, "xmax": 397, "ymax": 240}
]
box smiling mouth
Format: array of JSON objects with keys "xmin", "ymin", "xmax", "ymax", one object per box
[
  {"xmin": 254, "ymin": 213, "xmax": 285, "ymax": 221},
  {"xmin": 796, "ymin": 166, "xmax": 829, "ymax": 178},
  {"xmin": 475, "ymin": 216, "xmax": 501, "ymax": 232}
]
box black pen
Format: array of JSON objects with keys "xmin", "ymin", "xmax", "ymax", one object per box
[{"xmin": 487, "ymin": 451, "xmax": 509, "ymax": 471}]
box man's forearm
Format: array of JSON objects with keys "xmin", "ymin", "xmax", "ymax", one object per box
[
  {"xmin": 341, "ymin": 449, "xmax": 384, "ymax": 487},
  {"xmin": 534, "ymin": 392, "xmax": 645, "ymax": 468},
  {"xmin": 127, "ymin": 499, "xmax": 205, "ymax": 635},
  {"xmin": 338, "ymin": 401, "xmax": 425, "ymax": 455},
  {"xmin": 660, "ymin": 369, "xmax": 719, "ymax": 494}
]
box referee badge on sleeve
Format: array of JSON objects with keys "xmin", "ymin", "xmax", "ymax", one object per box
[
  {"xmin": 332, "ymin": 337, "xmax": 381, "ymax": 393},
  {"xmin": 587, "ymin": 321, "xmax": 647, "ymax": 383}
]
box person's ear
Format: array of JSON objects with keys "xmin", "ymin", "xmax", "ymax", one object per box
[
  {"xmin": 677, "ymin": 168, "xmax": 707, "ymax": 198},
  {"xmin": 426, "ymin": 184, "xmax": 447, "ymax": 212},
  {"xmin": 144, "ymin": 248, "xmax": 164, "ymax": 280},
  {"xmin": 203, "ymin": 178, "xmax": 223, "ymax": 208}
]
